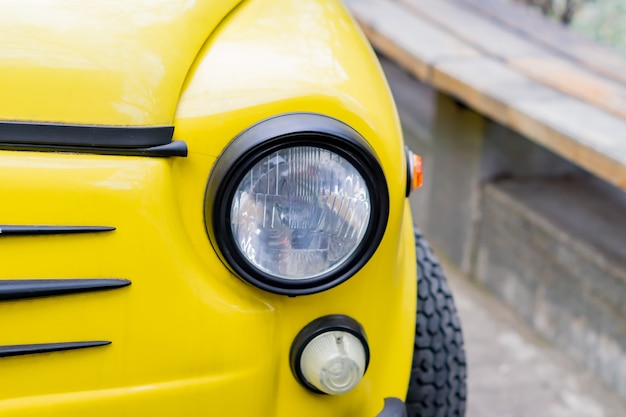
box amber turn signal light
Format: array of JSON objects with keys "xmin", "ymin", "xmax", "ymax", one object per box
[{"xmin": 405, "ymin": 147, "xmax": 423, "ymax": 196}]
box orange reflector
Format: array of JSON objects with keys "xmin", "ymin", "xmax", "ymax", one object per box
[
  {"xmin": 411, "ymin": 154, "xmax": 423, "ymax": 190},
  {"xmin": 405, "ymin": 148, "xmax": 424, "ymax": 196}
]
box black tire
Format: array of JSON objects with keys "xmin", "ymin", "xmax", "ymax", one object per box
[{"xmin": 406, "ymin": 228, "xmax": 467, "ymax": 417}]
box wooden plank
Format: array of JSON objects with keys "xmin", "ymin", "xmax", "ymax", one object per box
[
  {"xmin": 432, "ymin": 57, "xmax": 626, "ymax": 189},
  {"xmin": 344, "ymin": 0, "xmax": 626, "ymax": 189},
  {"xmin": 455, "ymin": 0, "xmax": 626, "ymax": 86},
  {"xmin": 344, "ymin": 0, "xmax": 477, "ymax": 81},
  {"xmin": 521, "ymin": 98, "xmax": 626, "ymax": 160},
  {"xmin": 398, "ymin": 0, "xmax": 626, "ymax": 121},
  {"xmin": 396, "ymin": 0, "xmax": 547, "ymax": 59},
  {"xmin": 430, "ymin": 57, "xmax": 559, "ymax": 126},
  {"xmin": 508, "ymin": 56, "xmax": 626, "ymax": 119}
]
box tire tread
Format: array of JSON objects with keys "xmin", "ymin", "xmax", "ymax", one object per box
[{"xmin": 406, "ymin": 228, "xmax": 467, "ymax": 417}]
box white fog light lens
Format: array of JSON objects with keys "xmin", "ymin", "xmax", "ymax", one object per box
[
  {"xmin": 230, "ymin": 146, "xmax": 371, "ymax": 280},
  {"xmin": 300, "ymin": 331, "xmax": 367, "ymax": 395}
]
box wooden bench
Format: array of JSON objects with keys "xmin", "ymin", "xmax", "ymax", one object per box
[
  {"xmin": 344, "ymin": 0, "xmax": 626, "ymax": 401},
  {"xmin": 345, "ymin": 0, "xmax": 626, "ymax": 190}
]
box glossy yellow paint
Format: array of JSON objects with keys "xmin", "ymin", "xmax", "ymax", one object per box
[
  {"xmin": 0, "ymin": 0, "xmax": 242, "ymax": 126},
  {"xmin": 0, "ymin": 0, "xmax": 417, "ymax": 416}
]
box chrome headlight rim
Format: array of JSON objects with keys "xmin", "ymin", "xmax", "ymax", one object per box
[{"xmin": 205, "ymin": 113, "xmax": 389, "ymax": 296}]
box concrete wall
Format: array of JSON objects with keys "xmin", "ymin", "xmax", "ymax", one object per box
[
  {"xmin": 476, "ymin": 180, "xmax": 626, "ymax": 398},
  {"xmin": 379, "ymin": 54, "xmax": 626, "ymax": 399}
]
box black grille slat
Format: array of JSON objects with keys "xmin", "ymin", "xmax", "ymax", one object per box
[
  {"xmin": 1, "ymin": 223, "xmax": 125, "ymax": 357},
  {"xmin": 0, "ymin": 341, "xmax": 111, "ymax": 358},
  {"xmin": 0, "ymin": 279, "xmax": 131, "ymax": 301},
  {"xmin": 0, "ymin": 225, "xmax": 115, "ymax": 236}
]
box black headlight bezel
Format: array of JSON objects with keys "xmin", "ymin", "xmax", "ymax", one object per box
[{"xmin": 205, "ymin": 113, "xmax": 389, "ymax": 296}]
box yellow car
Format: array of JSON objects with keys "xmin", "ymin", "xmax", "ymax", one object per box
[{"xmin": 0, "ymin": 1, "xmax": 466, "ymax": 416}]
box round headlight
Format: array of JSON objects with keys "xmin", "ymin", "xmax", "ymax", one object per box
[{"xmin": 206, "ymin": 114, "xmax": 389, "ymax": 295}]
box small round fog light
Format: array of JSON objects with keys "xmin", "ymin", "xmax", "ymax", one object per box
[
  {"xmin": 301, "ymin": 331, "xmax": 366, "ymax": 394},
  {"xmin": 290, "ymin": 315, "xmax": 369, "ymax": 395}
]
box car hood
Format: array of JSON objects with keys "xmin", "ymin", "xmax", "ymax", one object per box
[{"xmin": 0, "ymin": 0, "xmax": 243, "ymax": 126}]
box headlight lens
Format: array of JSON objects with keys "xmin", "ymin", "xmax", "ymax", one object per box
[
  {"xmin": 231, "ymin": 146, "xmax": 371, "ymax": 280},
  {"xmin": 206, "ymin": 114, "xmax": 389, "ymax": 295}
]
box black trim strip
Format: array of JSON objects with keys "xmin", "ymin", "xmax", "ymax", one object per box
[
  {"xmin": 0, "ymin": 140, "xmax": 188, "ymax": 158},
  {"xmin": 0, "ymin": 225, "xmax": 115, "ymax": 236},
  {"xmin": 0, "ymin": 122, "xmax": 173, "ymax": 147},
  {"xmin": 0, "ymin": 341, "xmax": 111, "ymax": 358},
  {"xmin": 405, "ymin": 146, "xmax": 413, "ymax": 197},
  {"xmin": 0, "ymin": 279, "xmax": 131, "ymax": 301}
]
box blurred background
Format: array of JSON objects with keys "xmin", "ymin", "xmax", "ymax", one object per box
[
  {"xmin": 346, "ymin": 0, "xmax": 626, "ymax": 415},
  {"xmin": 508, "ymin": 0, "xmax": 626, "ymax": 52}
]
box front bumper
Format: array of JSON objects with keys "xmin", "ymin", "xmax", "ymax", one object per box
[{"xmin": 376, "ymin": 398, "xmax": 407, "ymax": 417}]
